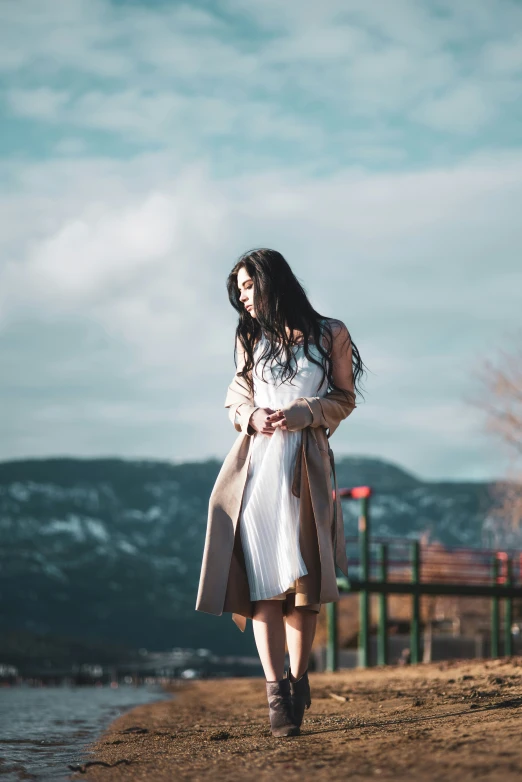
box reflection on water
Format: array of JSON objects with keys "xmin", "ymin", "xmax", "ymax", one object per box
[{"xmin": 0, "ymin": 684, "xmax": 170, "ymax": 781}]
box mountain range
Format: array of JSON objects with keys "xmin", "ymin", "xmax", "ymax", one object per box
[{"xmin": 0, "ymin": 455, "xmax": 497, "ymax": 663}]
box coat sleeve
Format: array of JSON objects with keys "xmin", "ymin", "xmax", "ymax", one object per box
[
  {"xmin": 281, "ymin": 320, "xmax": 356, "ymax": 438},
  {"xmin": 224, "ymin": 338, "xmax": 259, "ymax": 436}
]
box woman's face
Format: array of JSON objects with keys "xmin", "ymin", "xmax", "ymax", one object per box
[{"xmin": 237, "ymin": 266, "xmax": 256, "ymax": 318}]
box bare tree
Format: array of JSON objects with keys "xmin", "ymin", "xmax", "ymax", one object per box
[
  {"xmin": 475, "ymin": 340, "xmax": 522, "ymax": 530},
  {"xmin": 479, "ymin": 345, "xmax": 522, "ymax": 455}
]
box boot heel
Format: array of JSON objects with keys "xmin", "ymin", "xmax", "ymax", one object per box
[
  {"xmin": 289, "ymin": 668, "xmax": 311, "ymax": 728},
  {"xmin": 265, "ymin": 678, "xmax": 300, "ymax": 737}
]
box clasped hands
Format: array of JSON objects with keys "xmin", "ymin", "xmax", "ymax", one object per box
[{"xmin": 248, "ymin": 406, "xmax": 287, "ymax": 436}]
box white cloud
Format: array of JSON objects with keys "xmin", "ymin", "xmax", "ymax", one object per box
[
  {"xmin": 0, "ymin": 0, "xmax": 129, "ymax": 77},
  {"xmin": 413, "ymin": 83, "xmax": 492, "ymax": 134},
  {"xmin": 1, "ymin": 0, "xmax": 521, "ymax": 144},
  {"xmin": 4, "ymin": 87, "xmax": 323, "ymax": 149},
  {"xmin": 7, "ymin": 86, "xmax": 70, "ymax": 118},
  {"xmin": 482, "ymin": 35, "xmax": 522, "ymax": 74},
  {"xmin": 1, "ymin": 149, "xmax": 522, "ymax": 478},
  {"xmin": 53, "ymin": 137, "xmax": 88, "ymax": 156},
  {"xmin": 29, "ymin": 192, "xmax": 177, "ymax": 297}
]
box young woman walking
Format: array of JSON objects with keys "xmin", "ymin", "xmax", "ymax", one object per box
[{"xmin": 196, "ymin": 248, "xmax": 364, "ymax": 737}]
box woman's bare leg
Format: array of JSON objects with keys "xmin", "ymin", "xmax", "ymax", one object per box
[
  {"xmin": 284, "ymin": 594, "xmax": 318, "ymax": 679},
  {"xmin": 252, "ymin": 600, "xmax": 286, "ymax": 681}
]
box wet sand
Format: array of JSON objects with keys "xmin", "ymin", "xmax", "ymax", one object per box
[{"xmin": 72, "ymin": 657, "xmax": 522, "ymax": 781}]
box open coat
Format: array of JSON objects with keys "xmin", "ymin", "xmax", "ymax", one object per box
[{"xmin": 195, "ymin": 343, "xmax": 356, "ymax": 632}]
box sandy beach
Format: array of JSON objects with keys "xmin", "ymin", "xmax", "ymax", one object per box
[{"xmin": 72, "ymin": 657, "xmax": 522, "ymax": 782}]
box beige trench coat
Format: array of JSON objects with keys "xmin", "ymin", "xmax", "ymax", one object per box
[{"xmin": 195, "ymin": 349, "xmax": 356, "ymax": 632}]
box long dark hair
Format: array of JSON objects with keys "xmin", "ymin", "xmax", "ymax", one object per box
[{"xmin": 226, "ymin": 248, "xmax": 365, "ymax": 400}]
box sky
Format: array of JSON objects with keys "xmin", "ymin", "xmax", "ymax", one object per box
[{"xmin": 1, "ymin": 0, "xmax": 522, "ymax": 481}]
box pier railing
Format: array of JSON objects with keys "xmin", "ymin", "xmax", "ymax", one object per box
[{"xmin": 326, "ymin": 486, "xmax": 522, "ymax": 671}]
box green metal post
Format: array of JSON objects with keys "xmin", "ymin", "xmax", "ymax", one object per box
[
  {"xmin": 377, "ymin": 543, "xmax": 388, "ymax": 666},
  {"xmin": 410, "ymin": 541, "xmax": 421, "ymax": 664},
  {"xmin": 491, "ymin": 555, "xmax": 499, "ymax": 658},
  {"xmin": 358, "ymin": 495, "xmax": 370, "ymax": 668},
  {"xmin": 326, "ymin": 600, "xmax": 338, "ymax": 672},
  {"xmin": 505, "ymin": 557, "xmax": 513, "ymax": 657}
]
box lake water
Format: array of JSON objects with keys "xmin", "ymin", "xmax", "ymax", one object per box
[{"xmin": 0, "ymin": 684, "xmax": 171, "ymax": 781}]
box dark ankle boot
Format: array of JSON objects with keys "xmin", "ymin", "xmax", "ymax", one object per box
[
  {"xmin": 288, "ymin": 667, "xmax": 311, "ymax": 728},
  {"xmin": 265, "ymin": 677, "xmax": 300, "ymax": 737}
]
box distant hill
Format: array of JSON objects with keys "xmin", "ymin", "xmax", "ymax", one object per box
[{"xmin": 0, "ymin": 456, "xmax": 495, "ymax": 658}]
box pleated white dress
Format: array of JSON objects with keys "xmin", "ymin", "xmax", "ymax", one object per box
[{"xmin": 239, "ymin": 323, "xmax": 328, "ymax": 602}]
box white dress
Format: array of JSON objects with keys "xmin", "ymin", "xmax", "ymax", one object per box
[{"xmin": 239, "ymin": 321, "xmax": 329, "ymax": 601}]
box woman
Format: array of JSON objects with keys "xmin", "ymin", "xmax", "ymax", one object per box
[{"xmin": 196, "ymin": 248, "xmax": 364, "ymax": 737}]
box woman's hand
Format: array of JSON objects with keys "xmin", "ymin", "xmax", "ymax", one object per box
[
  {"xmin": 248, "ymin": 407, "xmax": 286, "ymax": 436},
  {"xmin": 267, "ymin": 409, "xmax": 287, "ymax": 431}
]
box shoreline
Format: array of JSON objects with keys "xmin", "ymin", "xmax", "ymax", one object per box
[
  {"xmin": 73, "ymin": 658, "xmax": 522, "ymax": 781},
  {"xmin": 0, "ymin": 683, "xmax": 170, "ymax": 782},
  {"xmin": 65, "ymin": 684, "xmax": 175, "ymax": 778}
]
